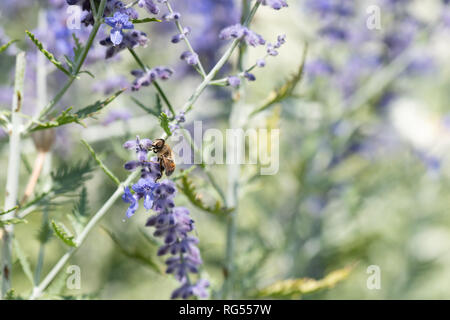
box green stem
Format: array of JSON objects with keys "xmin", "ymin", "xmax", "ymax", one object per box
[
  {"xmin": 165, "ymin": 1, "xmax": 207, "ymax": 77},
  {"xmin": 127, "ymin": 48, "xmax": 175, "ymax": 117},
  {"xmin": 22, "ymin": 0, "xmax": 108, "ymax": 134},
  {"xmin": 221, "ymin": 1, "xmax": 256, "ymax": 299},
  {"xmin": 1, "ymin": 52, "xmax": 26, "ymax": 298},
  {"xmin": 29, "ymin": 170, "xmax": 140, "ymax": 300}
]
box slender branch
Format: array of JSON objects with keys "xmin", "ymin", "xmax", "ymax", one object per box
[
  {"xmin": 22, "ymin": 0, "xmax": 108, "ymax": 134},
  {"xmin": 165, "ymin": 1, "xmax": 207, "ymax": 77},
  {"xmin": 222, "ymin": 0, "xmax": 255, "ymax": 299},
  {"xmin": 1, "ymin": 52, "xmax": 26, "ymax": 298},
  {"xmin": 172, "ymin": 2, "xmax": 260, "ymax": 126},
  {"xmin": 29, "ymin": 170, "xmax": 140, "ymax": 300},
  {"xmin": 127, "ymin": 48, "xmax": 175, "ymax": 117},
  {"xmin": 180, "ymin": 129, "xmax": 227, "ymax": 205}
]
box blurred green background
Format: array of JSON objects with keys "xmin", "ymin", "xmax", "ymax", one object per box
[{"xmin": 1, "ymin": 0, "xmax": 450, "ymax": 299}]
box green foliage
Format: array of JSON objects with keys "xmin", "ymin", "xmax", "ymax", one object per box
[
  {"xmin": 37, "ymin": 219, "xmax": 53, "ymax": 244},
  {"xmin": 159, "ymin": 112, "xmax": 172, "ymax": 136},
  {"xmin": 0, "ymin": 39, "xmax": 18, "ymax": 54},
  {"xmin": 13, "ymin": 239, "xmax": 34, "ymax": 286},
  {"xmin": 0, "ymin": 206, "xmax": 19, "ymax": 216},
  {"xmin": 0, "ymin": 218, "xmax": 27, "ymax": 227},
  {"xmin": 249, "ymin": 44, "xmax": 308, "ymax": 117},
  {"xmin": 81, "ymin": 140, "xmax": 121, "ymax": 186},
  {"xmin": 131, "ymin": 17, "xmax": 162, "ymax": 24},
  {"xmin": 254, "ymin": 265, "xmax": 354, "ymax": 298},
  {"xmin": 29, "ymin": 89, "xmax": 125, "ymax": 132},
  {"xmin": 131, "ymin": 96, "xmax": 160, "ymax": 117},
  {"xmin": 101, "ymin": 227, "xmax": 162, "ymax": 274},
  {"xmin": 69, "ymin": 187, "xmax": 90, "ymax": 235},
  {"xmin": 51, "ymin": 160, "xmax": 93, "ymax": 195},
  {"xmin": 4, "ymin": 289, "xmax": 22, "ymax": 300},
  {"xmin": 178, "ymin": 175, "xmax": 233, "ymax": 216},
  {"xmin": 51, "ymin": 220, "xmax": 77, "ymax": 248},
  {"xmin": 25, "ymin": 30, "xmax": 72, "ymax": 77}
]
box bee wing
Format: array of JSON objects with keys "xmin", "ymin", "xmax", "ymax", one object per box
[{"xmin": 162, "ymin": 157, "xmax": 176, "ymax": 176}]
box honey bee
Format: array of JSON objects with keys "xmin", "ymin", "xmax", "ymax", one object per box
[{"xmin": 151, "ymin": 138, "xmax": 176, "ymax": 177}]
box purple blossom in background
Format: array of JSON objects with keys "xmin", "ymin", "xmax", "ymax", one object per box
[
  {"xmin": 131, "ymin": 67, "xmax": 174, "ymax": 91},
  {"xmin": 258, "ymin": 0, "xmax": 288, "ymax": 10},
  {"xmin": 305, "ymin": 59, "xmax": 335, "ymax": 79},
  {"xmin": 138, "ymin": 0, "xmax": 160, "ymax": 15},
  {"xmin": 219, "ymin": 24, "xmax": 265, "ymax": 47},
  {"xmin": 122, "ymin": 136, "xmax": 209, "ymax": 299},
  {"xmin": 93, "ymin": 75, "xmax": 129, "ymax": 95},
  {"xmin": 102, "ymin": 109, "xmax": 132, "ymax": 126}
]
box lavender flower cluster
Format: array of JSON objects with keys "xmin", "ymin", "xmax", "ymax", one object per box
[
  {"xmin": 225, "ymin": 34, "xmax": 287, "ymax": 87},
  {"xmin": 66, "ymin": 0, "xmax": 152, "ymax": 58},
  {"xmin": 122, "ymin": 136, "xmax": 209, "ymax": 299}
]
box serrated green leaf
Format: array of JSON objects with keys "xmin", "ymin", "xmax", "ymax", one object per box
[
  {"xmin": 51, "ymin": 220, "xmax": 77, "ymax": 247},
  {"xmin": 178, "ymin": 175, "xmax": 232, "ymax": 215},
  {"xmin": 131, "ymin": 18, "xmax": 161, "ymax": 24},
  {"xmin": 30, "ymin": 89, "xmax": 125, "ymax": 131},
  {"xmin": 72, "ymin": 33, "xmax": 83, "ymax": 59},
  {"xmin": 37, "ymin": 219, "xmax": 53, "ymax": 244},
  {"xmin": 29, "ymin": 107, "xmax": 80, "ymax": 131},
  {"xmin": 4, "ymin": 289, "xmax": 22, "ymax": 300},
  {"xmin": 75, "ymin": 88, "xmax": 125, "ymax": 118},
  {"xmin": 159, "ymin": 112, "xmax": 172, "ymax": 136},
  {"xmin": 13, "ymin": 239, "xmax": 34, "ymax": 286},
  {"xmin": 255, "ymin": 265, "xmax": 354, "ymax": 298},
  {"xmin": 73, "ymin": 186, "xmax": 90, "ymax": 218},
  {"xmin": 0, "ymin": 218, "xmax": 27, "ymax": 227},
  {"xmin": 0, "ymin": 39, "xmax": 18, "ymax": 54},
  {"xmin": 250, "ymin": 44, "xmax": 308, "ymax": 117},
  {"xmin": 26, "ymin": 30, "xmax": 72, "ymax": 77}
]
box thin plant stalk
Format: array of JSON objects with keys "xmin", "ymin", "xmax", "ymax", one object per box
[
  {"xmin": 22, "ymin": 0, "xmax": 108, "ymax": 134},
  {"xmin": 29, "ymin": 170, "xmax": 140, "ymax": 300},
  {"xmin": 165, "ymin": 1, "xmax": 207, "ymax": 77},
  {"xmin": 1, "ymin": 52, "xmax": 26, "ymax": 298},
  {"xmin": 222, "ymin": 0, "xmax": 253, "ymax": 299}
]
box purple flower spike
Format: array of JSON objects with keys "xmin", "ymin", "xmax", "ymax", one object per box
[
  {"xmin": 131, "ymin": 67, "xmax": 174, "ymax": 91},
  {"xmin": 219, "ymin": 24, "xmax": 265, "ymax": 47},
  {"xmin": 121, "ymin": 134, "xmax": 209, "ymax": 299},
  {"xmin": 180, "ymin": 51, "xmax": 199, "ymax": 66}
]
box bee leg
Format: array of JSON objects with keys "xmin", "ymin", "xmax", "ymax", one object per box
[{"xmin": 158, "ymin": 158, "xmax": 165, "ymax": 179}]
